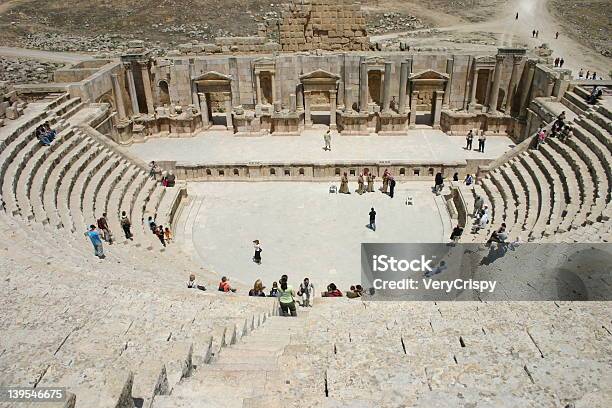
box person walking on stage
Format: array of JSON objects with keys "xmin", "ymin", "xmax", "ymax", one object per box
[
  {"xmin": 253, "ymin": 239, "xmax": 262, "ymax": 264},
  {"xmin": 389, "ymin": 176, "xmax": 396, "ymax": 198},
  {"xmin": 356, "ymin": 173, "xmax": 365, "ymax": 195},
  {"xmin": 368, "ymin": 207, "xmax": 377, "ymax": 231},
  {"xmin": 367, "ymin": 172, "xmax": 375, "ymax": 192},
  {"xmin": 323, "ymin": 129, "xmax": 332, "ymax": 151}
]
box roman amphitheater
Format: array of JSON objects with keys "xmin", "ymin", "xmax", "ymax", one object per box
[{"xmin": 0, "ymin": 0, "xmax": 610, "ymax": 407}]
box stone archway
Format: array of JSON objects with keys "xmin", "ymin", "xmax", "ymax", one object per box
[
  {"xmin": 193, "ymin": 71, "xmax": 233, "ymax": 130},
  {"xmin": 158, "ymin": 80, "xmax": 170, "ymax": 106},
  {"xmin": 299, "ymin": 69, "xmax": 340, "ymax": 129}
]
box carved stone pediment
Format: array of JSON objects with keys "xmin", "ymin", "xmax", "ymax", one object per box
[
  {"xmin": 253, "ymin": 57, "xmax": 276, "ymax": 73},
  {"xmin": 299, "ymin": 69, "xmax": 340, "ymax": 81},
  {"xmin": 409, "ymin": 69, "xmax": 449, "ymax": 81},
  {"xmin": 193, "ymin": 71, "xmax": 232, "ymax": 82}
]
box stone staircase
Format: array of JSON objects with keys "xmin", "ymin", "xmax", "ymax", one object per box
[{"xmin": 152, "ymin": 309, "xmax": 313, "ymax": 408}]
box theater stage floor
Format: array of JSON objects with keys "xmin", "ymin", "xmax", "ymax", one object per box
[
  {"xmin": 179, "ymin": 181, "xmax": 452, "ymax": 291},
  {"xmin": 123, "ymin": 128, "xmax": 515, "ymax": 165}
]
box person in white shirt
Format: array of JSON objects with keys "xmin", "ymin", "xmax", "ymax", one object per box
[
  {"xmin": 298, "ymin": 277, "xmax": 315, "ymax": 307},
  {"xmin": 187, "ymin": 274, "xmax": 206, "ymax": 291}
]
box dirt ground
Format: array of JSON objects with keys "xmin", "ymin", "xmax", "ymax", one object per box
[{"xmin": 549, "ymin": 0, "xmax": 611, "ymax": 58}]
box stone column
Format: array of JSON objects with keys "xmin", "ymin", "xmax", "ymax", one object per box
[
  {"xmin": 409, "ymin": 91, "xmax": 418, "ymax": 128},
  {"xmin": 125, "ymin": 65, "xmax": 140, "ymax": 116},
  {"xmin": 382, "ymin": 62, "xmax": 393, "ymax": 113},
  {"xmin": 344, "ymin": 86, "xmax": 352, "ymax": 112},
  {"xmin": 296, "ymin": 84, "xmax": 304, "ymax": 111},
  {"xmin": 191, "ymin": 80, "xmax": 199, "ymax": 108},
  {"xmin": 304, "ymin": 90, "xmax": 312, "ymax": 126},
  {"xmin": 359, "ymin": 62, "xmax": 368, "ymax": 112},
  {"xmin": 111, "ymin": 73, "xmax": 127, "ymax": 121},
  {"xmin": 198, "ymin": 92, "xmax": 210, "ymax": 127},
  {"xmin": 224, "ymin": 93, "xmax": 233, "ymax": 130},
  {"xmin": 140, "ymin": 63, "xmax": 155, "ymax": 115},
  {"xmin": 289, "ymin": 93, "xmax": 296, "ymax": 112},
  {"xmin": 398, "ymin": 61, "xmax": 409, "ymax": 114},
  {"xmin": 433, "ymin": 91, "xmax": 444, "ymax": 129},
  {"xmin": 483, "ymin": 69, "xmax": 492, "ymax": 111},
  {"xmin": 271, "ymin": 72, "xmax": 278, "ymax": 104},
  {"xmin": 468, "ymin": 68, "xmax": 479, "ymax": 112},
  {"xmin": 488, "ymin": 55, "xmax": 504, "ymax": 114},
  {"xmin": 329, "ymin": 89, "xmax": 337, "ymax": 129},
  {"xmin": 255, "ymin": 73, "xmax": 263, "ymax": 105},
  {"xmin": 443, "ymin": 58, "xmax": 454, "ymax": 107},
  {"xmin": 505, "ymin": 55, "xmax": 522, "ymax": 115},
  {"xmin": 519, "ymin": 60, "xmax": 537, "ymax": 118}
]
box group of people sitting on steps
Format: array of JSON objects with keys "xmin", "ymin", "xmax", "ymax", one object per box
[
  {"xmin": 535, "ymin": 111, "xmax": 573, "ymax": 150},
  {"xmin": 34, "ymin": 122, "xmax": 57, "ymax": 146}
]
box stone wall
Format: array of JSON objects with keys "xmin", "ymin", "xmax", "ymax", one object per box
[{"xmin": 278, "ymin": 0, "xmax": 369, "ymax": 52}]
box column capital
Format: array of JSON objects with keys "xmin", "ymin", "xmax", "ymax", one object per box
[
  {"xmin": 329, "ymin": 89, "xmax": 337, "ymax": 96},
  {"xmin": 495, "ymin": 54, "xmax": 505, "ymax": 63},
  {"xmin": 512, "ymin": 55, "xmax": 524, "ymax": 65}
]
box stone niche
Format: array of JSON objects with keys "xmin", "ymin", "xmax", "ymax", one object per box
[{"xmin": 299, "ymin": 69, "xmax": 340, "ymax": 130}]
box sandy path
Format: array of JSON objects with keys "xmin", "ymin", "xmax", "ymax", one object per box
[
  {"xmin": 372, "ymin": 0, "xmax": 610, "ymax": 76},
  {"xmin": 0, "ymin": 46, "xmax": 93, "ymax": 63}
]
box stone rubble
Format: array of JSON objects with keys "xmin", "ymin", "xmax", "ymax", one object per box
[{"xmin": 0, "ymin": 57, "xmax": 63, "ymax": 84}]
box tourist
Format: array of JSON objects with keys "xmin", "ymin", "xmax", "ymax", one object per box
[
  {"xmin": 346, "ymin": 285, "xmax": 361, "ymax": 299},
  {"xmin": 279, "ymin": 277, "xmax": 298, "ymax": 317},
  {"xmin": 473, "ymin": 195, "xmax": 484, "ymax": 217},
  {"xmin": 147, "ymin": 216, "xmax": 157, "ymax": 232},
  {"xmin": 42, "ymin": 122, "xmax": 57, "ymax": 141},
  {"xmin": 474, "ymin": 205, "xmax": 489, "ymax": 231},
  {"xmin": 515, "ymin": 12, "xmax": 519, "ymax": 20},
  {"xmin": 252, "ymin": 239, "xmax": 262, "ymax": 264},
  {"xmin": 389, "ymin": 176, "xmax": 396, "ymax": 198},
  {"xmin": 249, "ymin": 279, "xmax": 267, "ymax": 297},
  {"xmin": 466, "ymin": 130, "xmax": 474, "ymax": 150},
  {"xmin": 591, "ymin": 72, "xmax": 597, "ymax": 80},
  {"xmin": 578, "ymin": 69, "xmax": 584, "ymax": 79},
  {"xmin": 559, "ymin": 58, "xmax": 564, "ymax": 68},
  {"xmin": 532, "ymin": 29, "xmax": 536, "ymax": 38},
  {"xmin": 96, "ymin": 213, "xmax": 113, "ymax": 244},
  {"xmin": 322, "ymin": 283, "xmax": 343, "ymax": 297},
  {"xmin": 434, "ymin": 172, "xmax": 444, "ymax": 195},
  {"xmin": 453, "ymin": 172, "xmax": 459, "ymax": 182},
  {"xmin": 155, "ymin": 225, "xmax": 166, "ymax": 247},
  {"xmin": 536, "ymin": 129, "xmax": 547, "ymax": 150},
  {"xmin": 558, "ymin": 111, "xmax": 566, "ymax": 121},
  {"xmin": 187, "ymin": 274, "xmax": 206, "ymax": 291},
  {"xmin": 120, "ymin": 211, "xmax": 133, "ymax": 240},
  {"xmin": 218, "ymin": 276, "xmax": 237, "ymax": 292},
  {"xmin": 555, "ymin": 32, "xmax": 559, "ymax": 39},
  {"xmin": 269, "ymin": 281, "xmax": 280, "ymax": 297},
  {"xmin": 554, "ymin": 57, "xmax": 559, "ymax": 67},
  {"xmin": 449, "ymin": 225, "xmax": 464, "ymax": 242},
  {"xmin": 559, "ymin": 125, "xmax": 573, "ymax": 142},
  {"xmin": 323, "ymin": 129, "xmax": 331, "ymax": 151},
  {"xmin": 464, "ymin": 174, "xmax": 474, "ymax": 186},
  {"xmin": 368, "ymin": 207, "xmax": 376, "ymax": 231},
  {"xmin": 85, "ymin": 225, "xmax": 104, "ymax": 259},
  {"xmin": 367, "ymin": 172, "xmax": 375, "ymax": 192},
  {"xmin": 478, "ymin": 132, "xmax": 487, "ymax": 153},
  {"xmin": 298, "ymin": 277, "xmax": 315, "ymax": 307},
  {"xmin": 380, "ymin": 169, "xmax": 390, "ymax": 193},
  {"xmin": 339, "ymin": 172, "xmax": 350, "ymax": 194},
  {"xmin": 149, "ymin": 161, "xmax": 159, "ymax": 180},
  {"xmin": 424, "ymin": 260, "xmax": 447, "ymax": 278},
  {"xmin": 356, "ymin": 173, "xmax": 365, "ymax": 194},
  {"xmin": 536, "ymin": 30, "xmax": 539, "ymax": 38},
  {"xmin": 35, "ymin": 126, "xmax": 52, "ymax": 146},
  {"xmin": 164, "ymin": 227, "xmax": 172, "ymax": 243},
  {"xmin": 586, "ymin": 71, "xmax": 590, "ymax": 80},
  {"xmin": 487, "ymin": 223, "xmax": 508, "ymax": 245}
]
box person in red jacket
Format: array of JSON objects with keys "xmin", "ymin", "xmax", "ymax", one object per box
[{"xmin": 322, "ymin": 283, "xmax": 343, "ymax": 297}]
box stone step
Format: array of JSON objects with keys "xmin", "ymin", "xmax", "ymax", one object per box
[
  {"xmin": 31, "ymin": 131, "xmax": 85, "ymax": 224},
  {"xmin": 43, "ymin": 137, "xmax": 93, "ymax": 228}
]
